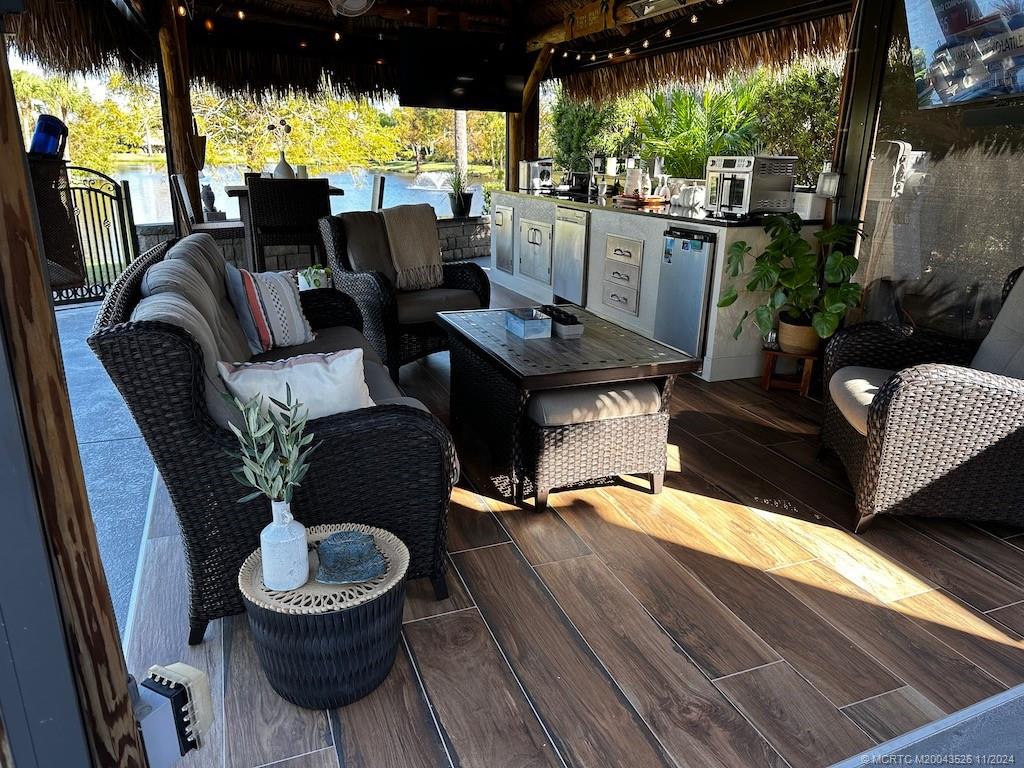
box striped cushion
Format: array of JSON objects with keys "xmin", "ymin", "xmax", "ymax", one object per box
[{"xmin": 225, "ymin": 262, "xmax": 315, "ymax": 354}]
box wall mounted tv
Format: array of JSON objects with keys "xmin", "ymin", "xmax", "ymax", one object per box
[
  {"xmin": 398, "ymin": 30, "xmax": 525, "ymax": 112},
  {"xmin": 907, "ymin": 0, "xmax": 1024, "ymax": 108}
]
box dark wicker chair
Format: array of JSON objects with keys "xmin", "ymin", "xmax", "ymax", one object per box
[
  {"xmin": 89, "ymin": 241, "xmax": 456, "ymax": 644},
  {"xmin": 319, "ymin": 211, "xmax": 490, "ymax": 380},
  {"xmin": 247, "ymin": 177, "xmax": 331, "ymax": 271},
  {"xmin": 821, "ymin": 267, "xmax": 1024, "ymax": 532}
]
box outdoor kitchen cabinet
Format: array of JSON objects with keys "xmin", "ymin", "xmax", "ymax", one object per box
[
  {"xmin": 518, "ymin": 218, "xmax": 553, "ymax": 285},
  {"xmin": 492, "ymin": 205, "xmax": 514, "ymax": 274}
]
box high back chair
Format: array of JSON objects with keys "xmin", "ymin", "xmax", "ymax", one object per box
[{"xmin": 246, "ymin": 177, "xmax": 331, "ymax": 271}]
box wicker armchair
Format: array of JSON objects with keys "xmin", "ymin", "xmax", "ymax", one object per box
[
  {"xmin": 822, "ymin": 268, "xmax": 1024, "ymax": 531},
  {"xmin": 319, "ymin": 210, "xmax": 490, "ymax": 380},
  {"xmin": 89, "ymin": 240, "xmax": 457, "ymax": 644}
]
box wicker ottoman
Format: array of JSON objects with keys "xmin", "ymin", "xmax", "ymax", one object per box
[
  {"xmin": 238, "ymin": 524, "xmax": 409, "ymax": 709},
  {"xmin": 525, "ymin": 381, "xmax": 671, "ymax": 510}
]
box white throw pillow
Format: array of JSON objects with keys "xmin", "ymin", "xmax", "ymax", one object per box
[{"xmin": 217, "ymin": 349, "xmax": 374, "ymax": 420}]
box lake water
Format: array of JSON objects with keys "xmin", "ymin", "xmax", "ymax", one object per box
[{"xmin": 114, "ymin": 163, "xmax": 488, "ymax": 224}]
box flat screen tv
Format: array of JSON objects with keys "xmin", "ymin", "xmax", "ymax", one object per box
[
  {"xmin": 398, "ymin": 30, "xmax": 525, "ymax": 112},
  {"xmin": 906, "ymin": 0, "xmax": 1024, "ymax": 108}
]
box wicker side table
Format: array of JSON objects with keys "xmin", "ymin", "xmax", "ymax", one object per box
[{"xmin": 238, "ymin": 524, "xmax": 409, "ymax": 709}]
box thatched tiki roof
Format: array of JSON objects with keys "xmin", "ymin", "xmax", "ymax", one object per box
[{"xmin": 6, "ymin": 0, "xmax": 852, "ymax": 101}]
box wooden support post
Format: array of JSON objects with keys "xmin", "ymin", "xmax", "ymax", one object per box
[
  {"xmin": 158, "ymin": 0, "xmax": 201, "ymax": 232},
  {"xmin": 0, "ymin": 40, "xmax": 147, "ymax": 768},
  {"xmin": 506, "ymin": 47, "xmax": 554, "ymax": 192}
]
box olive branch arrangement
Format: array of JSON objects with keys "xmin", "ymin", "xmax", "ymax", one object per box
[{"xmin": 226, "ymin": 386, "xmax": 320, "ymax": 504}]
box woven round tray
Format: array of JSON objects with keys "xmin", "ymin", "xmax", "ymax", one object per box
[
  {"xmin": 238, "ymin": 524, "xmax": 410, "ymax": 709},
  {"xmin": 238, "ymin": 523, "xmax": 409, "ymax": 614}
]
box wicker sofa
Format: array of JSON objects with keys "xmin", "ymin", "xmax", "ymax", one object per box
[
  {"xmin": 89, "ymin": 234, "xmax": 457, "ymax": 644},
  {"xmin": 318, "ymin": 209, "xmax": 490, "ymax": 380},
  {"xmin": 822, "ymin": 268, "xmax": 1024, "ymax": 532}
]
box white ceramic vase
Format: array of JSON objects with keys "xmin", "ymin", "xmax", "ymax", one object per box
[
  {"xmin": 261, "ymin": 500, "xmax": 308, "ymax": 591},
  {"xmin": 273, "ymin": 151, "xmax": 295, "ymax": 179}
]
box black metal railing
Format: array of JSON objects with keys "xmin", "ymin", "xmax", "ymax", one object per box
[{"xmin": 52, "ymin": 167, "xmax": 139, "ymax": 305}]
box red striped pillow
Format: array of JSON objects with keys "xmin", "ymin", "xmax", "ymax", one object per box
[{"xmin": 225, "ymin": 263, "xmax": 314, "ymax": 354}]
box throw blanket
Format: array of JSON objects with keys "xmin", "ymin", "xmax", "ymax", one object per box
[{"xmin": 382, "ymin": 204, "xmax": 444, "ymax": 291}]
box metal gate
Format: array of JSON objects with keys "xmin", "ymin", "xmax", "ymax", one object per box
[{"xmin": 54, "ymin": 167, "xmax": 139, "ymax": 305}]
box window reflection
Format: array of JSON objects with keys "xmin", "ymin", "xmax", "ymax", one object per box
[{"xmin": 858, "ymin": 3, "xmax": 1024, "ymax": 340}]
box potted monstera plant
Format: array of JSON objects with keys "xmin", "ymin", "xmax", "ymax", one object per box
[{"xmin": 718, "ymin": 214, "xmax": 862, "ymax": 355}]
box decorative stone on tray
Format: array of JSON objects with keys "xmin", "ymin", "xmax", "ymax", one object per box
[{"xmin": 315, "ymin": 531, "xmax": 386, "ymax": 584}]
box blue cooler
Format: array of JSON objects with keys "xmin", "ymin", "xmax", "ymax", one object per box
[{"xmin": 29, "ymin": 114, "xmax": 68, "ymax": 157}]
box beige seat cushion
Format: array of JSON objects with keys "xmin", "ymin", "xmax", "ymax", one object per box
[
  {"xmin": 973, "ymin": 275, "xmax": 1024, "ymax": 379},
  {"xmin": 527, "ymin": 382, "xmax": 662, "ymax": 428},
  {"xmin": 338, "ymin": 211, "xmax": 397, "ymax": 285},
  {"xmin": 396, "ymin": 288, "xmax": 481, "ymax": 325},
  {"xmin": 828, "ymin": 366, "xmax": 896, "ymax": 437},
  {"xmin": 249, "ymin": 325, "xmax": 383, "ymax": 367}
]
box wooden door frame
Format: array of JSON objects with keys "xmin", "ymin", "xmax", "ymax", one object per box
[{"xmin": 0, "ymin": 19, "xmax": 148, "ymax": 768}]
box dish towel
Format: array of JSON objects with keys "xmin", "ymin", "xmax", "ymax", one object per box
[{"xmin": 381, "ymin": 204, "xmax": 444, "ymax": 291}]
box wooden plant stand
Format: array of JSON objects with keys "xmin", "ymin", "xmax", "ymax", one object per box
[{"xmin": 761, "ymin": 348, "xmax": 818, "ymax": 398}]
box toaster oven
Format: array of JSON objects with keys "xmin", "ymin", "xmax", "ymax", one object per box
[{"xmin": 704, "ymin": 155, "xmax": 797, "ymax": 218}]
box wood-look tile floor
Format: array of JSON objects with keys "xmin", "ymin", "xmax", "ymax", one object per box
[{"xmin": 124, "ymin": 277, "xmax": 1024, "ymax": 767}]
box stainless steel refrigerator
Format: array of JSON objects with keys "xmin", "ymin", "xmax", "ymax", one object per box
[{"xmin": 654, "ymin": 227, "xmax": 717, "ymax": 359}]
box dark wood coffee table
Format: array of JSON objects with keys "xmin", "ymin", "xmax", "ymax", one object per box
[{"xmin": 436, "ymin": 307, "xmax": 700, "ymax": 501}]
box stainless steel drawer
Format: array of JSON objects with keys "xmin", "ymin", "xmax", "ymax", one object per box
[
  {"xmin": 605, "ymin": 234, "xmax": 643, "ymax": 267},
  {"xmin": 602, "ymin": 282, "xmax": 639, "ymax": 316},
  {"xmin": 603, "ymin": 259, "xmax": 639, "ymax": 288}
]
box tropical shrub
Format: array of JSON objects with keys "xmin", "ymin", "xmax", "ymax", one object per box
[
  {"xmin": 640, "ymin": 77, "xmax": 762, "ymax": 178},
  {"xmin": 753, "ymin": 64, "xmax": 842, "ymax": 185}
]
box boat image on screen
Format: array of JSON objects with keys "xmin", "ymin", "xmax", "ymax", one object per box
[{"xmin": 906, "ymin": 0, "xmax": 1024, "ymax": 108}]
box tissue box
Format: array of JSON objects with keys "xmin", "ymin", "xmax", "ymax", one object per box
[{"xmin": 505, "ymin": 309, "xmax": 551, "ymax": 339}]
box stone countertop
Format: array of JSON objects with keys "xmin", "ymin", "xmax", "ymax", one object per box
[{"xmin": 493, "ymin": 190, "xmax": 822, "ymax": 229}]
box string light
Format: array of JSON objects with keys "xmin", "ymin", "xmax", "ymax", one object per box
[
  {"xmin": 203, "ymin": 17, "xmax": 214, "ymax": 31},
  {"xmin": 334, "ymin": 31, "xmax": 341, "ymax": 41},
  {"xmin": 549, "ymin": 0, "xmax": 722, "ymax": 66},
  {"xmin": 176, "ymin": 4, "xmax": 186, "ymax": 16},
  {"xmin": 236, "ymin": 9, "xmax": 245, "ymax": 20}
]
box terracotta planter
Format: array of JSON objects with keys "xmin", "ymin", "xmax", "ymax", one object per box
[{"xmin": 777, "ymin": 318, "xmax": 820, "ymax": 356}]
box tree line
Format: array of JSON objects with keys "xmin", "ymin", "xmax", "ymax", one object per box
[{"xmin": 11, "ymin": 68, "xmax": 507, "ymax": 178}]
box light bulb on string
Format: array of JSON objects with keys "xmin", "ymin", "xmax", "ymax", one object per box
[
  {"xmin": 576, "ymin": 53, "xmax": 582, "ymax": 61},
  {"xmin": 690, "ymin": 13, "xmax": 698, "ymax": 23},
  {"xmin": 236, "ymin": 9, "xmax": 245, "ymax": 20},
  {"xmin": 642, "ymin": 39, "xmax": 649, "ymax": 48},
  {"xmin": 590, "ymin": 53, "xmax": 597, "ymax": 61},
  {"xmin": 664, "ymin": 28, "xmax": 672, "ymax": 38},
  {"xmin": 624, "ymin": 47, "xmax": 631, "ymax": 55}
]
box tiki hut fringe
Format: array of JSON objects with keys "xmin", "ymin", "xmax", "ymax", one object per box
[
  {"xmin": 559, "ymin": 14, "xmax": 851, "ymax": 103},
  {"xmin": 4, "ymin": 0, "xmax": 154, "ymax": 77}
]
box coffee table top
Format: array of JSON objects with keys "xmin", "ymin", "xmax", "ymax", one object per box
[{"xmin": 437, "ymin": 306, "xmax": 700, "ymax": 389}]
